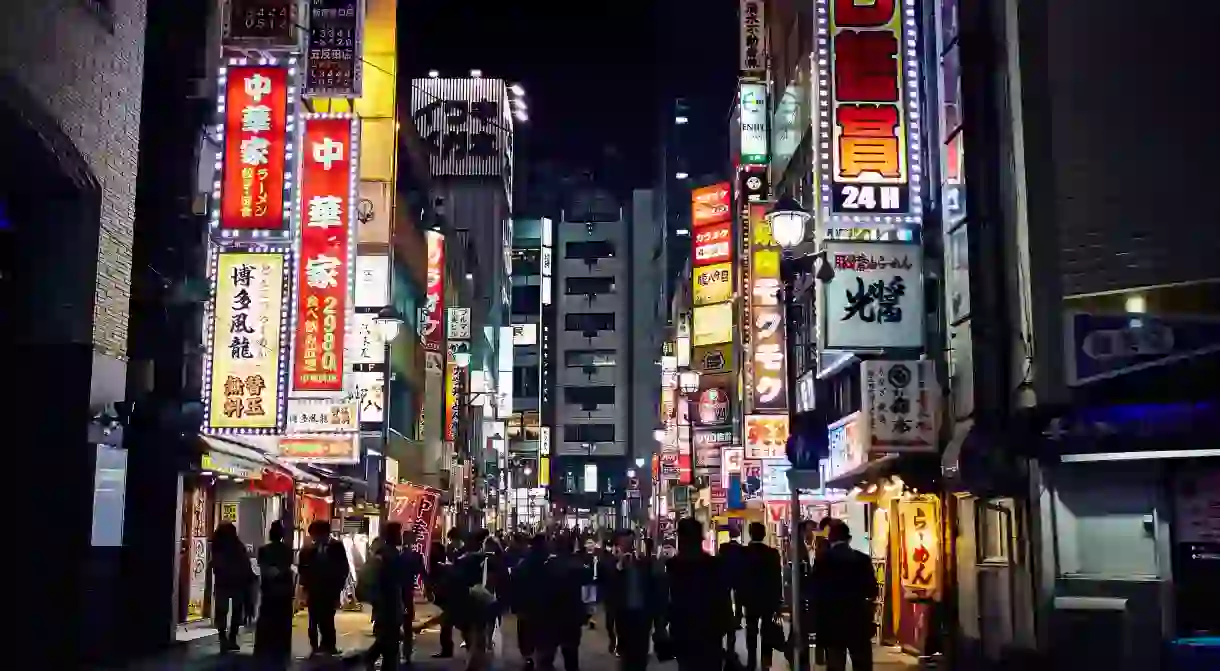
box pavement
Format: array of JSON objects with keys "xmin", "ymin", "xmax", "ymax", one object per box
[{"xmin": 113, "ymin": 605, "xmax": 916, "ymax": 670}]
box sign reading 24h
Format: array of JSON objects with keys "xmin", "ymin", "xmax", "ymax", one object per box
[
  {"xmin": 822, "ymin": 240, "xmax": 924, "ymax": 350},
  {"xmin": 825, "ymin": 0, "xmax": 919, "ymax": 217}
]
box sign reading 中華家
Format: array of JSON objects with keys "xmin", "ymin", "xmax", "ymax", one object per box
[
  {"xmin": 821, "ymin": 0, "xmax": 922, "ymax": 218},
  {"xmin": 206, "ymin": 251, "xmax": 288, "ymax": 433},
  {"xmin": 861, "ymin": 360, "xmax": 939, "ymax": 453},
  {"xmin": 821, "ymin": 240, "xmax": 924, "ymax": 351},
  {"xmin": 292, "ymin": 115, "xmax": 358, "ymax": 394},
  {"xmin": 218, "ymin": 65, "xmax": 292, "ymax": 233},
  {"xmin": 304, "ymin": 0, "xmax": 364, "ymax": 97}
]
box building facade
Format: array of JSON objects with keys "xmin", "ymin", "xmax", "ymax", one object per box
[
  {"xmin": 549, "ymin": 187, "xmax": 663, "ymax": 529},
  {"xmin": 2, "ymin": 0, "xmax": 149, "ymax": 663}
]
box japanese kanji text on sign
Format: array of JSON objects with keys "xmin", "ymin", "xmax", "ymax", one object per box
[{"xmin": 219, "ymin": 64, "xmax": 291, "ymax": 231}]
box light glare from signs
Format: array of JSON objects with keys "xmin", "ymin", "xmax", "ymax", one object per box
[
  {"xmin": 819, "ymin": 0, "xmax": 923, "ymax": 220},
  {"xmin": 204, "ymin": 250, "xmax": 289, "ymax": 433},
  {"xmin": 821, "ymin": 240, "xmax": 924, "ymax": 350},
  {"xmin": 292, "ymin": 115, "xmax": 358, "ymax": 394},
  {"xmin": 693, "ymin": 220, "xmax": 733, "ymax": 266},
  {"xmin": 691, "ymin": 183, "xmax": 732, "ymax": 227},
  {"xmin": 217, "ymin": 63, "xmax": 292, "ymax": 232}
]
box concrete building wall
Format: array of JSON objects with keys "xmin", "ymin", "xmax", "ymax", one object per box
[{"xmin": 2, "ymin": 0, "xmax": 147, "ymax": 361}]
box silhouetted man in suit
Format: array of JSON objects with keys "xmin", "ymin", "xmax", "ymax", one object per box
[
  {"xmin": 739, "ymin": 522, "xmax": 783, "ymax": 670},
  {"xmin": 811, "ymin": 519, "xmax": 877, "ymax": 671}
]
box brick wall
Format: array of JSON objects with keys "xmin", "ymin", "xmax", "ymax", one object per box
[{"xmin": 1, "ymin": 0, "xmax": 147, "ymax": 359}]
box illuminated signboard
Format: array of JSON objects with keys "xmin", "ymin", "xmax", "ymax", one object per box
[
  {"xmin": 292, "ymin": 114, "xmax": 358, "ymax": 394},
  {"xmin": 215, "ymin": 61, "xmax": 294, "ymax": 234},
  {"xmin": 693, "ymin": 262, "xmax": 733, "ymax": 306},
  {"xmin": 204, "ymin": 250, "xmax": 290, "ymax": 434},
  {"xmin": 693, "ymin": 220, "xmax": 733, "ymax": 266},
  {"xmin": 818, "ymin": 0, "xmax": 922, "ymax": 221},
  {"xmin": 421, "ymin": 232, "xmax": 445, "ymax": 375},
  {"xmin": 691, "ymin": 183, "xmax": 731, "ymax": 228},
  {"xmin": 692, "ymin": 303, "xmax": 734, "ymax": 347},
  {"xmin": 746, "ymin": 204, "xmax": 787, "ymax": 413}
]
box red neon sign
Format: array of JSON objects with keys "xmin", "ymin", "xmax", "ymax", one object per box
[
  {"xmin": 693, "ymin": 220, "xmax": 733, "ymax": 266},
  {"xmin": 220, "ymin": 65, "xmax": 289, "ymax": 230},
  {"xmin": 292, "ymin": 116, "xmax": 356, "ymax": 392}
]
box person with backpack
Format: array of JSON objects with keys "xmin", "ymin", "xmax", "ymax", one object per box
[{"xmin": 359, "ymin": 522, "xmax": 424, "ymax": 670}]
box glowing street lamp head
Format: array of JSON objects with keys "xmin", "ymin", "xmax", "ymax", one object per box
[{"xmin": 767, "ymin": 196, "xmax": 811, "ymax": 249}]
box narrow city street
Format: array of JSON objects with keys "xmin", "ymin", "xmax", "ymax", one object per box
[{"xmin": 130, "ymin": 605, "xmax": 916, "ymax": 671}]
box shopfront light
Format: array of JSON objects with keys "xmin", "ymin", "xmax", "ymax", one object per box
[
  {"xmin": 373, "ymin": 305, "xmax": 404, "ymax": 342},
  {"xmin": 766, "ymin": 196, "xmax": 811, "ymax": 249},
  {"xmin": 679, "ymin": 370, "xmax": 701, "ymax": 394},
  {"xmin": 635, "ymin": 457, "xmax": 646, "ymax": 469},
  {"xmin": 627, "ymin": 468, "xmax": 637, "ymax": 478}
]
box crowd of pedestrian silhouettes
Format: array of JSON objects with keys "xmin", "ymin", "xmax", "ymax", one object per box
[{"xmin": 208, "ymin": 512, "xmax": 878, "ymax": 671}]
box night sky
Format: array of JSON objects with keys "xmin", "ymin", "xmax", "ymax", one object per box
[{"xmin": 398, "ymin": 1, "xmax": 739, "ymax": 189}]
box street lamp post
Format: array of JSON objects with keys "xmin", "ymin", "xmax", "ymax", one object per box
[
  {"xmin": 372, "ymin": 306, "xmax": 405, "ymax": 524},
  {"xmin": 766, "ymin": 196, "xmax": 835, "ymax": 670},
  {"xmin": 678, "ymin": 370, "xmax": 700, "ymax": 520}
]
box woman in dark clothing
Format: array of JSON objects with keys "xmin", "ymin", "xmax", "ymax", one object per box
[
  {"xmin": 210, "ymin": 521, "xmax": 254, "ymax": 652},
  {"xmin": 254, "ymin": 521, "xmax": 295, "ymax": 664}
]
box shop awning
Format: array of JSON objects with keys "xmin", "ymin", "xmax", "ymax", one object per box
[
  {"xmin": 823, "ymin": 455, "xmax": 900, "ymax": 491},
  {"xmin": 199, "ymin": 435, "xmax": 275, "ymax": 478},
  {"xmin": 265, "ymin": 455, "xmax": 322, "ymax": 483}
]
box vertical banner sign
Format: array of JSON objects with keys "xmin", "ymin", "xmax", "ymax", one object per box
[
  {"xmin": 822, "ymin": 0, "xmax": 922, "ymax": 218},
  {"xmin": 222, "ymin": 0, "xmax": 296, "ymax": 48},
  {"xmin": 421, "ymin": 232, "xmax": 446, "ymax": 375},
  {"xmin": 218, "ymin": 64, "xmax": 292, "ymax": 232},
  {"xmin": 739, "ymin": 0, "xmax": 766, "ymax": 75},
  {"xmin": 205, "ymin": 251, "xmax": 289, "ymax": 433},
  {"xmin": 293, "ymin": 114, "xmax": 358, "ymax": 393},
  {"xmin": 739, "ymin": 83, "xmax": 768, "ymax": 165},
  {"xmin": 389, "ymin": 482, "xmax": 441, "ymax": 590},
  {"xmin": 747, "ymin": 204, "xmax": 788, "ymax": 413},
  {"xmin": 304, "ymin": 0, "xmax": 364, "ymax": 97}
]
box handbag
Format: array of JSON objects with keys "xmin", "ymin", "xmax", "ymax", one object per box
[
  {"xmin": 653, "ymin": 626, "xmax": 675, "ymax": 662},
  {"xmin": 764, "ymin": 617, "xmax": 786, "ymax": 651}
]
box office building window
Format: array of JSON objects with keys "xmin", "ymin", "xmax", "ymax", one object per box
[
  {"xmin": 565, "ymin": 277, "xmax": 616, "ymax": 295},
  {"xmin": 563, "ymin": 423, "xmax": 615, "ymax": 443},
  {"xmin": 564, "ymin": 240, "xmax": 616, "ymax": 260},
  {"xmin": 512, "ymin": 365, "xmax": 539, "ymax": 397},
  {"xmin": 511, "ymin": 285, "xmax": 541, "ymax": 314},
  {"xmin": 564, "ymin": 312, "xmax": 615, "ymax": 333},
  {"xmin": 565, "ymin": 350, "xmax": 617, "ymax": 368},
  {"xmin": 564, "ymin": 386, "xmax": 615, "ymax": 407}
]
